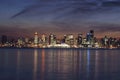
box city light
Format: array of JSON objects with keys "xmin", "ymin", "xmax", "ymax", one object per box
[{"xmin": 0, "ymin": 30, "xmax": 120, "ymax": 48}]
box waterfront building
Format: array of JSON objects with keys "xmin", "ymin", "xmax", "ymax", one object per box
[
  {"xmin": 49, "ymin": 34, "xmax": 56, "ymax": 45},
  {"xmin": 86, "ymin": 33, "xmax": 91, "ymax": 42},
  {"xmin": 17, "ymin": 37, "xmax": 24, "ymax": 47},
  {"xmin": 34, "ymin": 32, "xmax": 39, "ymax": 47},
  {"xmin": 86, "ymin": 30, "xmax": 95, "ymax": 47},
  {"xmin": 41, "ymin": 34, "xmax": 47, "ymax": 47},
  {"xmin": 77, "ymin": 34, "xmax": 82, "ymax": 47},
  {"xmin": 62, "ymin": 35, "xmax": 67, "ymax": 43},
  {"xmin": 104, "ymin": 36, "xmax": 108, "ymax": 47},
  {"xmin": 65, "ymin": 34, "xmax": 74, "ymax": 47},
  {"xmin": 25, "ymin": 38, "xmax": 29, "ymax": 43},
  {"xmin": 41, "ymin": 34, "xmax": 46, "ymax": 43},
  {"xmin": 90, "ymin": 30, "xmax": 94, "ymax": 38}
]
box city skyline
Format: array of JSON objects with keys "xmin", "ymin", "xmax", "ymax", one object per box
[
  {"xmin": 0, "ymin": 30, "xmax": 120, "ymax": 49},
  {"xmin": 0, "ymin": 0, "xmax": 120, "ymax": 38}
]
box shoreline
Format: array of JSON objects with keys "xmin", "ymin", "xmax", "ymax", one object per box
[{"xmin": 0, "ymin": 47, "xmax": 120, "ymax": 50}]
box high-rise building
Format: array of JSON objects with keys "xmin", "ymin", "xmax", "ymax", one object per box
[
  {"xmin": 34, "ymin": 32, "xmax": 39, "ymax": 47},
  {"xmin": 17, "ymin": 37, "xmax": 24, "ymax": 47},
  {"xmin": 62, "ymin": 35, "xmax": 67, "ymax": 43},
  {"xmin": 41, "ymin": 34, "xmax": 47, "ymax": 43},
  {"xmin": 41, "ymin": 34, "xmax": 47, "ymax": 47},
  {"xmin": 66, "ymin": 34, "xmax": 74, "ymax": 46},
  {"xmin": 86, "ymin": 33, "xmax": 91, "ymax": 42},
  {"xmin": 77, "ymin": 34, "xmax": 82, "ymax": 46},
  {"xmin": 49, "ymin": 34, "xmax": 56, "ymax": 45},
  {"xmin": 90, "ymin": 30, "xmax": 95, "ymax": 45},
  {"xmin": 86, "ymin": 30, "xmax": 95, "ymax": 45},
  {"xmin": 104, "ymin": 36, "xmax": 108, "ymax": 47},
  {"xmin": 25, "ymin": 38, "xmax": 29, "ymax": 43},
  {"xmin": 90, "ymin": 30, "xmax": 94, "ymax": 38}
]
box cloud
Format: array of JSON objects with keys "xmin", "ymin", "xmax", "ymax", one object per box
[
  {"xmin": 8, "ymin": 0, "xmax": 120, "ymax": 37},
  {"xmin": 11, "ymin": 4, "xmax": 43, "ymax": 19},
  {"xmin": 102, "ymin": 1, "xmax": 120, "ymax": 7},
  {"xmin": 10, "ymin": 0, "xmax": 120, "ymax": 20},
  {"xmin": 10, "ymin": 0, "xmax": 102, "ymax": 19}
]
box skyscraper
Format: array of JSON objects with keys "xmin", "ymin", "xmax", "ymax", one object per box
[
  {"xmin": 90, "ymin": 30, "xmax": 94, "ymax": 38},
  {"xmin": 62, "ymin": 35, "xmax": 66, "ymax": 43},
  {"xmin": 66, "ymin": 34, "xmax": 74, "ymax": 46},
  {"xmin": 86, "ymin": 30, "xmax": 95, "ymax": 44},
  {"xmin": 34, "ymin": 32, "xmax": 39, "ymax": 47},
  {"xmin": 41, "ymin": 34, "xmax": 46, "ymax": 43},
  {"xmin": 41, "ymin": 34, "xmax": 47, "ymax": 47},
  {"xmin": 89, "ymin": 30, "xmax": 95, "ymax": 45},
  {"xmin": 49, "ymin": 34, "xmax": 56, "ymax": 45},
  {"xmin": 86, "ymin": 33, "xmax": 91, "ymax": 42},
  {"xmin": 17, "ymin": 37, "xmax": 24, "ymax": 47},
  {"xmin": 77, "ymin": 34, "xmax": 82, "ymax": 46}
]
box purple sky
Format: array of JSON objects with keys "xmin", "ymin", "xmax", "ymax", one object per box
[{"xmin": 0, "ymin": 0, "xmax": 120, "ymax": 38}]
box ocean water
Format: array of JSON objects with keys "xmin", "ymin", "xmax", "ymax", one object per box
[{"xmin": 0, "ymin": 48, "xmax": 120, "ymax": 80}]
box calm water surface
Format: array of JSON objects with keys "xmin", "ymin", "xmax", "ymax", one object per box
[{"xmin": 0, "ymin": 48, "xmax": 120, "ymax": 80}]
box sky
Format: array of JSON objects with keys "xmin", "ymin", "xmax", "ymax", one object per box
[{"xmin": 0, "ymin": 0, "xmax": 120, "ymax": 38}]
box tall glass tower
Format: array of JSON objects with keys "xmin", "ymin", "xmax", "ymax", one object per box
[{"xmin": 34, "ymin": 32, "xmax": 39, "ymax": 47}]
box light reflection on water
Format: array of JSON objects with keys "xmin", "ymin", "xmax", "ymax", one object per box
[
  {"xmin": 33, "ymin": 49, "xmax": 38, "ymax": 80},
  {"xmin": 0, "ymin": 49, "xmax": 120, "ymax": 80},
  {"xmin": 17, "ymin": 50, "xmax": 20, "ymax": 80}
]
